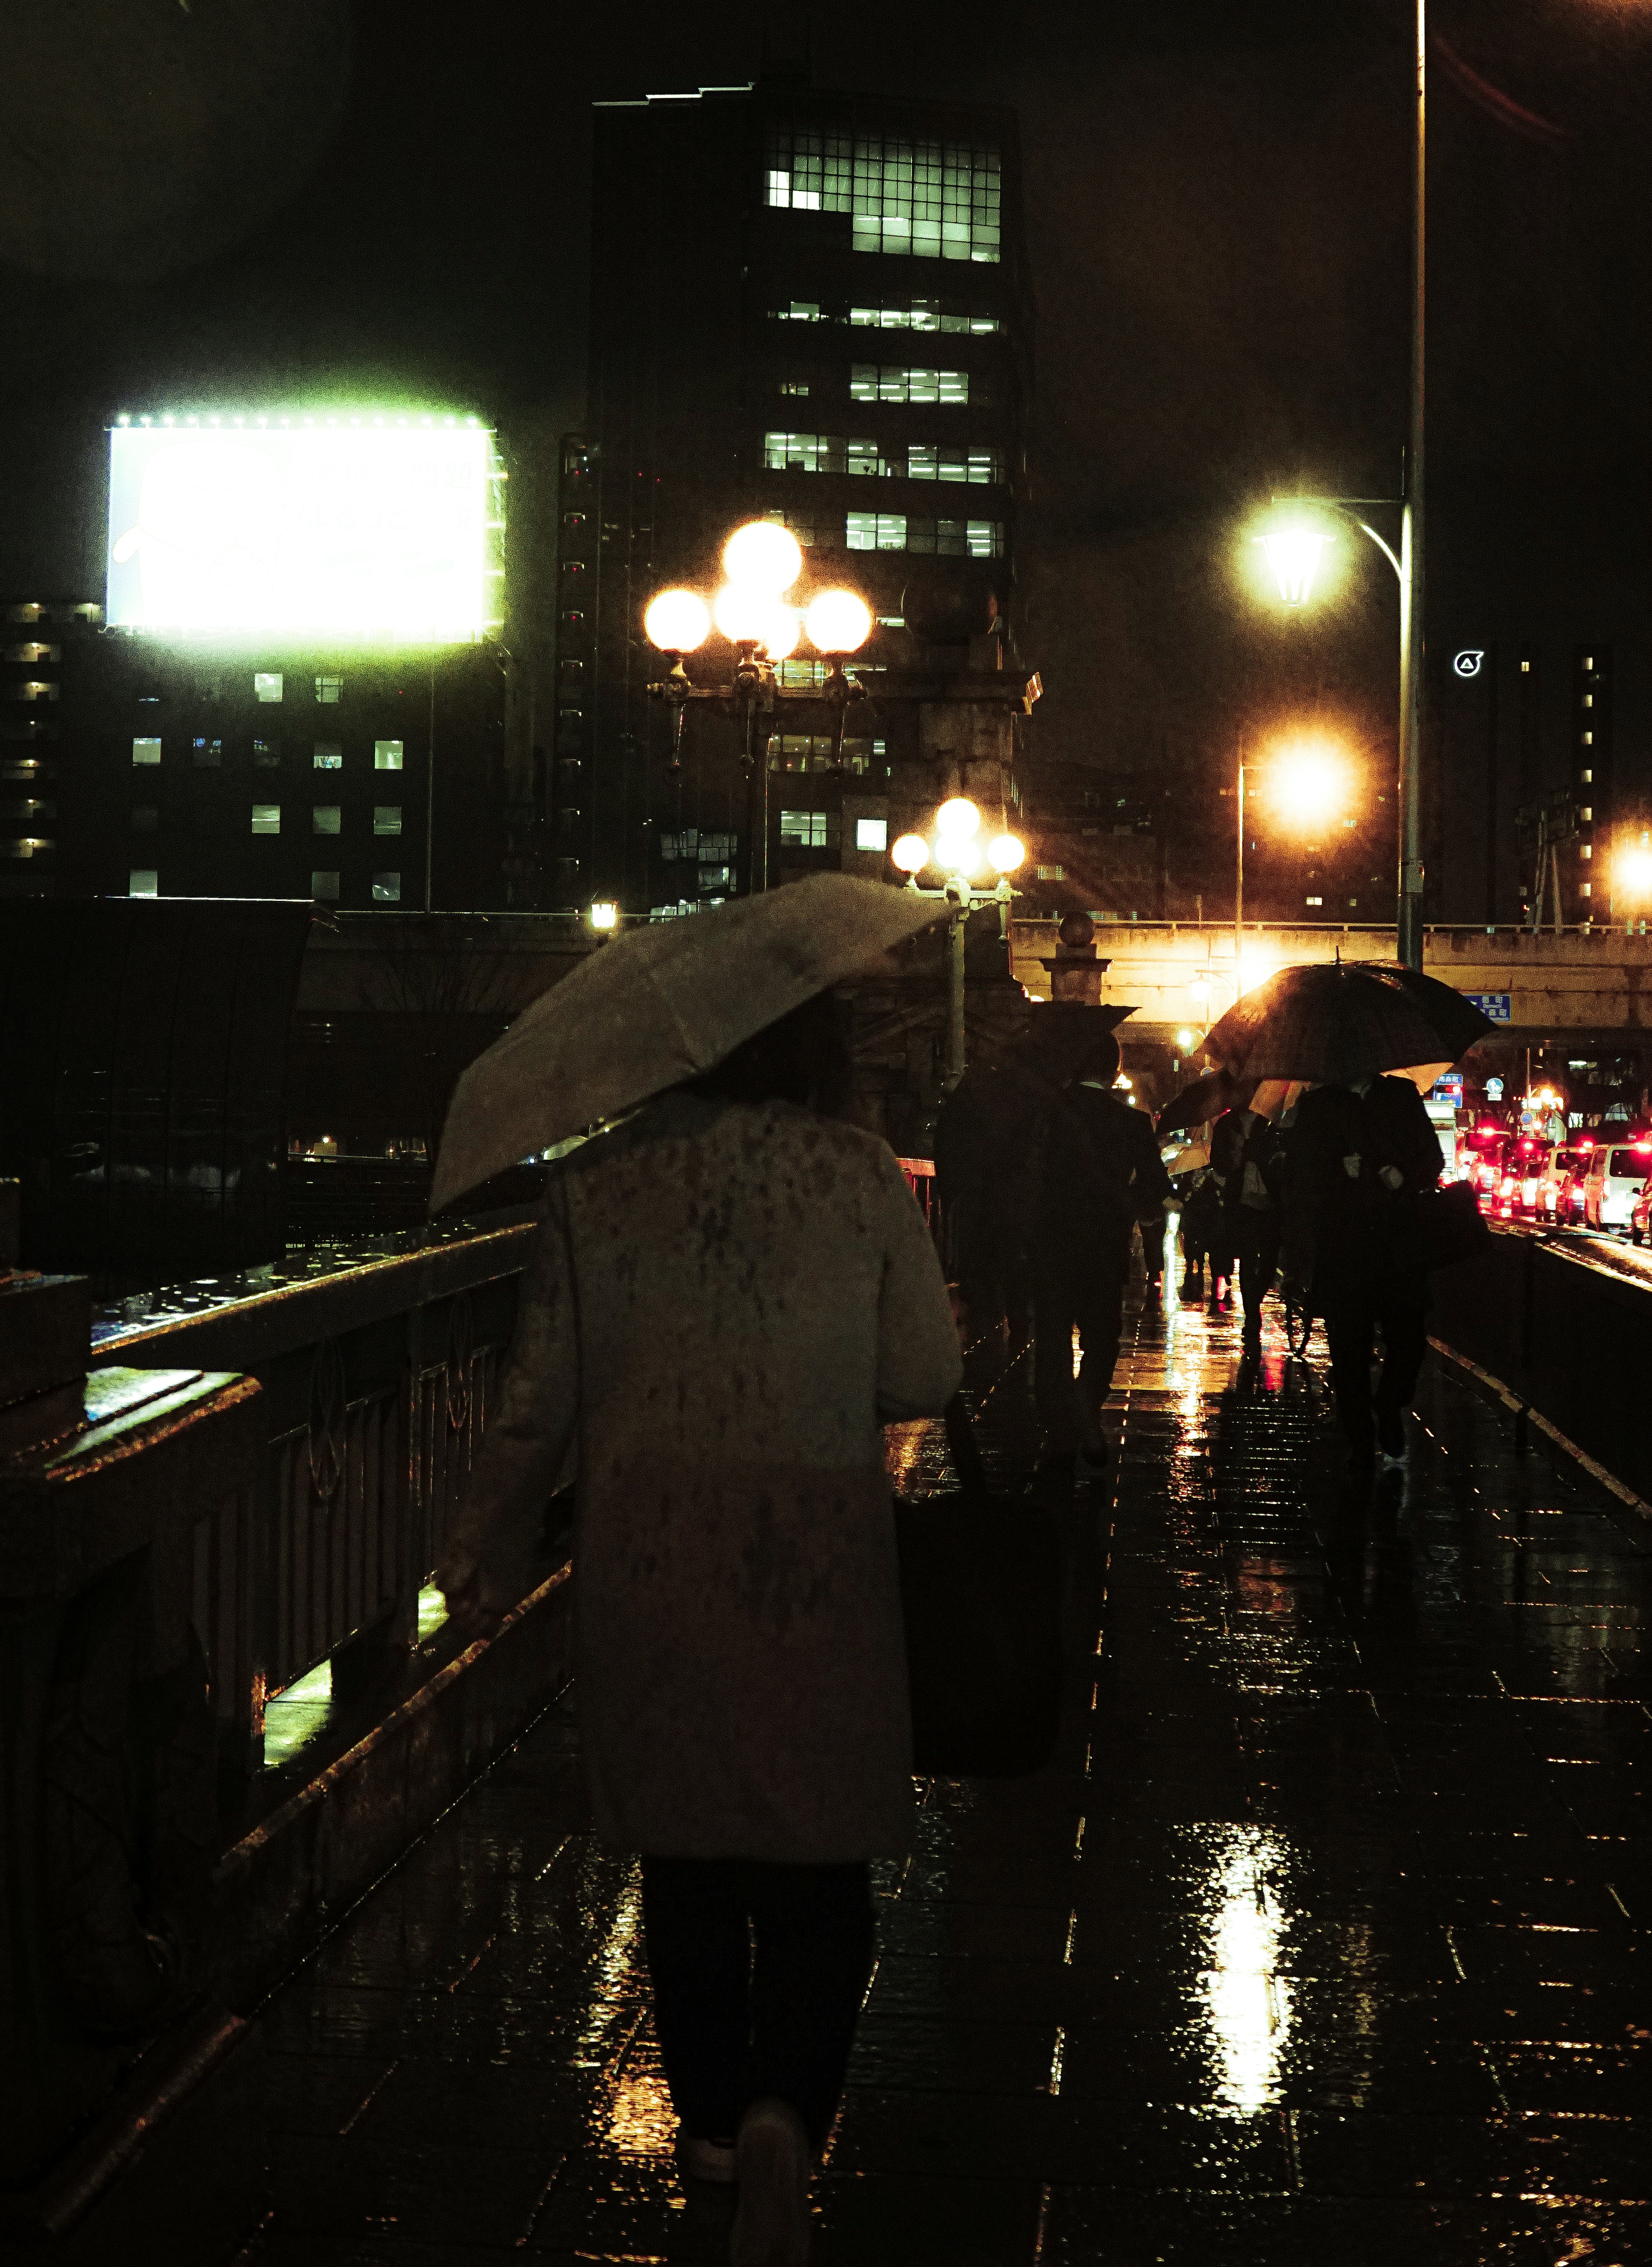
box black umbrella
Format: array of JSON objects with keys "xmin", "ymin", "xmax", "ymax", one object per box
[
  {"xmin": 1202, "ymin": 961, "xmax": 1496, "ymax": 1084},
  {"xmin": 1155, "ymin": 1067, "xmax": 1254, "ymax": 1138}
]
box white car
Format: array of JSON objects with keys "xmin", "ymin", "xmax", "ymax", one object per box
[{"xmin": 1581, "ymin": 1139, "xmax": 1652, "ymax": 1231}]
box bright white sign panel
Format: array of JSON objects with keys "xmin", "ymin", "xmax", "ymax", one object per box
[{"xmin": 106, "ymin": 423, "xmax": 499, "ymax": 641}]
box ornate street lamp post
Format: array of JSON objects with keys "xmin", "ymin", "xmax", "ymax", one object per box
[
  {"xmin": 890, "ymin": 799, "xmax": 1025, "ymax": 1092},
  {"xmin": 643, "ymin": 522, "xmax": 873, "ymax": 898}
]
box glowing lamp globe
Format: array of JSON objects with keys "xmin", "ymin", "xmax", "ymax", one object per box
[
  {"xmin": 804, "ymin": 589, "xmax": 873, "ymax": 654},
  {"xmin": 1255, "ymin": 521, "xmax": 1334, "ymax": 607},
  {"xmin": 987, "ymin": 833, "xmax": 1024, "ymax": 874},
  {"xmin": 891, "ymin": 833, "xmax": 930, "ymax": 876},
  {"xmin": 643, "ymin": 589, "xmax": 711, "ymax": 654},
  {"xmin": 933, "ymin": 836, "xmax": 984, "ymax": 878},
  {"xmin": 761, "ymin": 608, "xmax": 802, "ymax": 661},
  {"xmin": 936, "ymin": 797, "xmax": 980, "ymax": 840},
  {"xmin": 589, "ymin": 901, "xmax": 619, "ymax": 931},
  {"xmin": 722, "ymin": 520, "xmax": 803, "ymax": 595}
]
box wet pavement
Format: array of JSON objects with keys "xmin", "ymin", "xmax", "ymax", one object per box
[{"xmin": 240, "ymin": 1283, "xmax": 1650, "ymax": 2265}]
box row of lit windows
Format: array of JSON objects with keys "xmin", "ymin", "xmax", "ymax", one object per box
[
  {"xmin": 247, "ymin": 805, "xmax": 403, "ymax": 835},
  {"xmin": 764, "ymin": 126, "xmax": 1000, "ymax": 262},
  {"xmin": 129, "ymin": 869, "xmax": 402, "ymax": 901},
  {"xmin": 757, "ymin": 510, "xmax": 1003, "ymax": 558},
  {"xmin": 139, "ymin": 673, "xmax": 349, "ymax": 705},
  {"xmin": 764, "ymin": 432, "xmax": 1003, "ymax": 483},
  {"xmin": 848, "ymin": 366, "xmax": 970, "ymax": 404},
  {"xmin": 133, "ymin": 736, "xmax": 404, "ymax": 769},
  {"xmin": 774, "ymin": 299, "xmax": 1003, "ymax": 334}
]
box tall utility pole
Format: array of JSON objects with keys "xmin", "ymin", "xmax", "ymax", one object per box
[
  {"xmin": 1398, "ymin": 0, "xmax": 1427, "ymax": 969},
  {"xmin": 1233, "ymin": 755, "xmax": 1247, "ymax": 1004}
]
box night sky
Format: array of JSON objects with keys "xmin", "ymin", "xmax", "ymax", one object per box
[{"xmin": 4, "ymin": 0, "xmax": 1651, "ymax": 916}]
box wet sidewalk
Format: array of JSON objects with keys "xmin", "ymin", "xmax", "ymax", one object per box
[{"xmin": 240, "ymin": 1289, "xmax": 1650, "ymax": 2265}]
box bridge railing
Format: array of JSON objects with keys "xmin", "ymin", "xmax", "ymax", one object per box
[{"xmin": 89, "ymin": 1212, "xmax": 540, "ymax": 1771}]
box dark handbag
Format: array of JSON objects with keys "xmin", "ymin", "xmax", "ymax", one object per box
[
  {"xmin": 894, "ymin": 1395, "xmax": 1062, "ymax": 1778},
  {"xmin": 1389, "ymin": 1178, "xmax": 1493, "ymax": 1274}
]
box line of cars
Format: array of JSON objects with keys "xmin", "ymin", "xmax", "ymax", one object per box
[{"xmin": 1457, "ymin": 1125, "xmax": 1652, "ymax": 1237}]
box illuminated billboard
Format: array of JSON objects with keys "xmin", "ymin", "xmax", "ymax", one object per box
[{"xmin": 106, "ymin": 416, "xmax": 503, "ymax": 642}]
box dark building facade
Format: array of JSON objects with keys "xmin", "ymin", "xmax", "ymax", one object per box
[
  {"xmin": 3, "ymin": 613, "xmax": 510, "ymax": 911},
  {"xmin": 556, "ymin": 68, "xmax": 1032, "ymax": 915},
  {"xmin": 2, "ymin": 600, "xmax": 102, "ymax": 901}
]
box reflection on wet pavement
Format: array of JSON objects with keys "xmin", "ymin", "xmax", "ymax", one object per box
[{"xmin": 243, "ymin": 1282, "xmax": 1651, "ymax": 2263}]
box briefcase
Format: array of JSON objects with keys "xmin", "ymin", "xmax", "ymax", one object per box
[
  {"xmin": 895, "ymin": 1396, "xmax": 1063, "ymax": 1779},
  {"xmin": 1390, "ymin": 1179, "xmax": 1493, "ymax": 1274}
]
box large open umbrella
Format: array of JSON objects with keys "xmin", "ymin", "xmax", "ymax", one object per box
[
  {"xmin": 429, "ymin": 874, "xmax": 946, "ymax": 1214},
  {"xmin": 1202, "ymin": 960, "xmax": 1496, "ymax": 1085},
  {"xmin": 1156, "ymin": 1067, "xmax": 1253, "ymax": 1137}
]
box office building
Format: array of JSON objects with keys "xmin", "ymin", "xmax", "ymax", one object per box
[
  {"xmin": 1, "ymin": 600, "xmax": 102, "ymax": 901},
  {"xmin": 555, "ymin": 67, "xmax": 1032, "ymax": 914}
]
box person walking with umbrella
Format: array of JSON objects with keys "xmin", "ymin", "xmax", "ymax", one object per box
[
  {"xmin": 431, "ymin": 878, "xmax": 963, "ymax": 2267},
  {"xmin": 1196, "ymin": 960, "xmax": 1492, "ymax": 1469},
  {"xmin": 1292, "ymin": 1069, "xmax": 1444, "ymax": 1467},
  {"xmin": 1026, "ymin": 1017, "xmax": 1174, "ymax": 1484},
  {"xmin": 1208, "ymin": 1097, "xmax": 1289, "ymax": 1352}
]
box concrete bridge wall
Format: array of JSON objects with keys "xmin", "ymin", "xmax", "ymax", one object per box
[{"xmin": 1010, "ymin": 919, "xmax": 1652, "ymax": 1043}]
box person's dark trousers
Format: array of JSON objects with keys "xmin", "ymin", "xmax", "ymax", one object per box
[
  {"xmin": 1319, "ymin": 1271, "xmax": 1430, "ymax": 1453},
  {"xmin": 1033, "ymin": 1259, "xmax": 1128, "ymax": 1455},
  {"xmin": 1231, "ymin": 1210, "xmax": 1283, "ymax": 1332},
  {"xmin": 640, "ymin": 1856, "xmax": 875, "ymax": 2155}
]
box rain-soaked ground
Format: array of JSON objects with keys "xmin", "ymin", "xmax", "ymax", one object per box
[{"xmin": 241, "ymin": 1281, "xmax": 1650, "ymax": 2265}]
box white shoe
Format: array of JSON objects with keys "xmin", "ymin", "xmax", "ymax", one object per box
[
  {"xmin": 730, "ymin": 2097, "xmax": 811, "ymax": 2267},
  {"xmin": 680, "ymin": 2133, "xmax": 737, "ymax": 2184}
]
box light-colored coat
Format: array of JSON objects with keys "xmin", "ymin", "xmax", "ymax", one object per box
[{"xmin": 438, "ymin": 1090, "xmax": 962, "ymax": 1864}]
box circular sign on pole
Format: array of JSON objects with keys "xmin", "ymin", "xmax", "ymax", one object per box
[{"xmin": 1453, "ymin": 648, "xmax": 1485, "ymax": 679}]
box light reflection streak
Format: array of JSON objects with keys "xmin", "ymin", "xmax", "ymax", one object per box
[{"xmin": 1201, "ymin": 1827, "xmax": 1294, "ymax": 2111}]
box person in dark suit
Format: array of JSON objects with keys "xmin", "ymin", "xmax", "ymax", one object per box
[
  {"xmin": 1291, "ymin": 1073, "xmax": 1444, "ymax": 1469},
  {"xmin": 1029, "ymin": 1033, "xmax": 1174, "ymax": 1481},
  {"xmin": 1209, "ymin": 1104, "xmax": 1290, "ymax": 1351}
]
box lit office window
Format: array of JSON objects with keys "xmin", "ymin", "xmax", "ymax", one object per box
[
  {"xmin": 132, "ymin": 737, "xmax": 162, "ymax": 765},
  {"xmin": 773, "ymin": 301, "xmax": 823, "ymax": 322},
  {"xmin": 311, "ymin": 871, "xmax": 340, "ymax": 901},
  {"xmin": 764, "ymin": 432, "xmax": 846, "ymax": 473},
  {"xmin": 129, "ymin": 869, "xmax": 158, "ymax": 897},
  {"xmin": 905, "ymin": 445, "xmax": 1003, "ymax": 484},
  {"xmin": 374, "ymin": 740, "xmax": 404, "ymax": 770},
  {"xmin": 192, "ymin": 735, "xmax": 222, "ymax": 766},
  {"xmin": 855, "ymin": 818, "xmax": 889, "ymax": 851},
  {"xmin": 372, "ymin": 872, "xmax": 401, "ymax": 902},
  {"xmin": 253, "ymin": 673, "xmax": 283, "ymax": 702},
  {"xmin": 779, "ymin": 810, "xmax": 838, "ymax": 848},
  {"xmin": 314, "ymin": 742, "xmax": 343, "ymax": 769},
  {"xmin": 770, "ymin": 734, "xmax": 840, "ymax": 771},
  {"xmin": 253, "ymin": 738, "xmax": 280, "ymax": 766},
  {"xmin": 850, "ymin": 302, "xmax": 1002, "ymax": 334},
  {"xmin": 251, "ymin": 805, "xmax": 280, "ymax": 834},
  {"xmin": 845, "ymin": 437, "xmax": 885, "ymax": 477},
  {"xmin": 313, "ymin": 805, "xmax": 342, "ymax": 835},
  {"xmin": 850, "ymin": 366, "xmax": 969, "ymax": 405},
  {"xmin": 846, "ymin": 512, "xmax": 908, "ymax": 550},
  {"xmin": 314, "ymin": 675, "xmax": 343, "ymax": 703},
  {"xmin": 132, "ymin": 806, "xmax": 158, "ymax": 832},
  {"xmin": 373, "ymin": 805, "xmax": 401, "ymax": 835},
  {"xmin": 766, "ymin": 126, "xmax": 1000, "ymax": 263},
  {"xmin": 778, "ymin": 381, "xmax": 810, "ymax": 397},
  {"xmin": 852, "ymin": 514, "xmax": 1002, "ymax": 555}
]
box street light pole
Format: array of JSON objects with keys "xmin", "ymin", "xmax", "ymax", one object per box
[
  {"xmin": 1234, "ymin": 755, "xmax": 1246, "ymax": 1005},
  {"xmin": 1397, "ymin": 0, "xmax": 1428, "ymax": 971}
]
